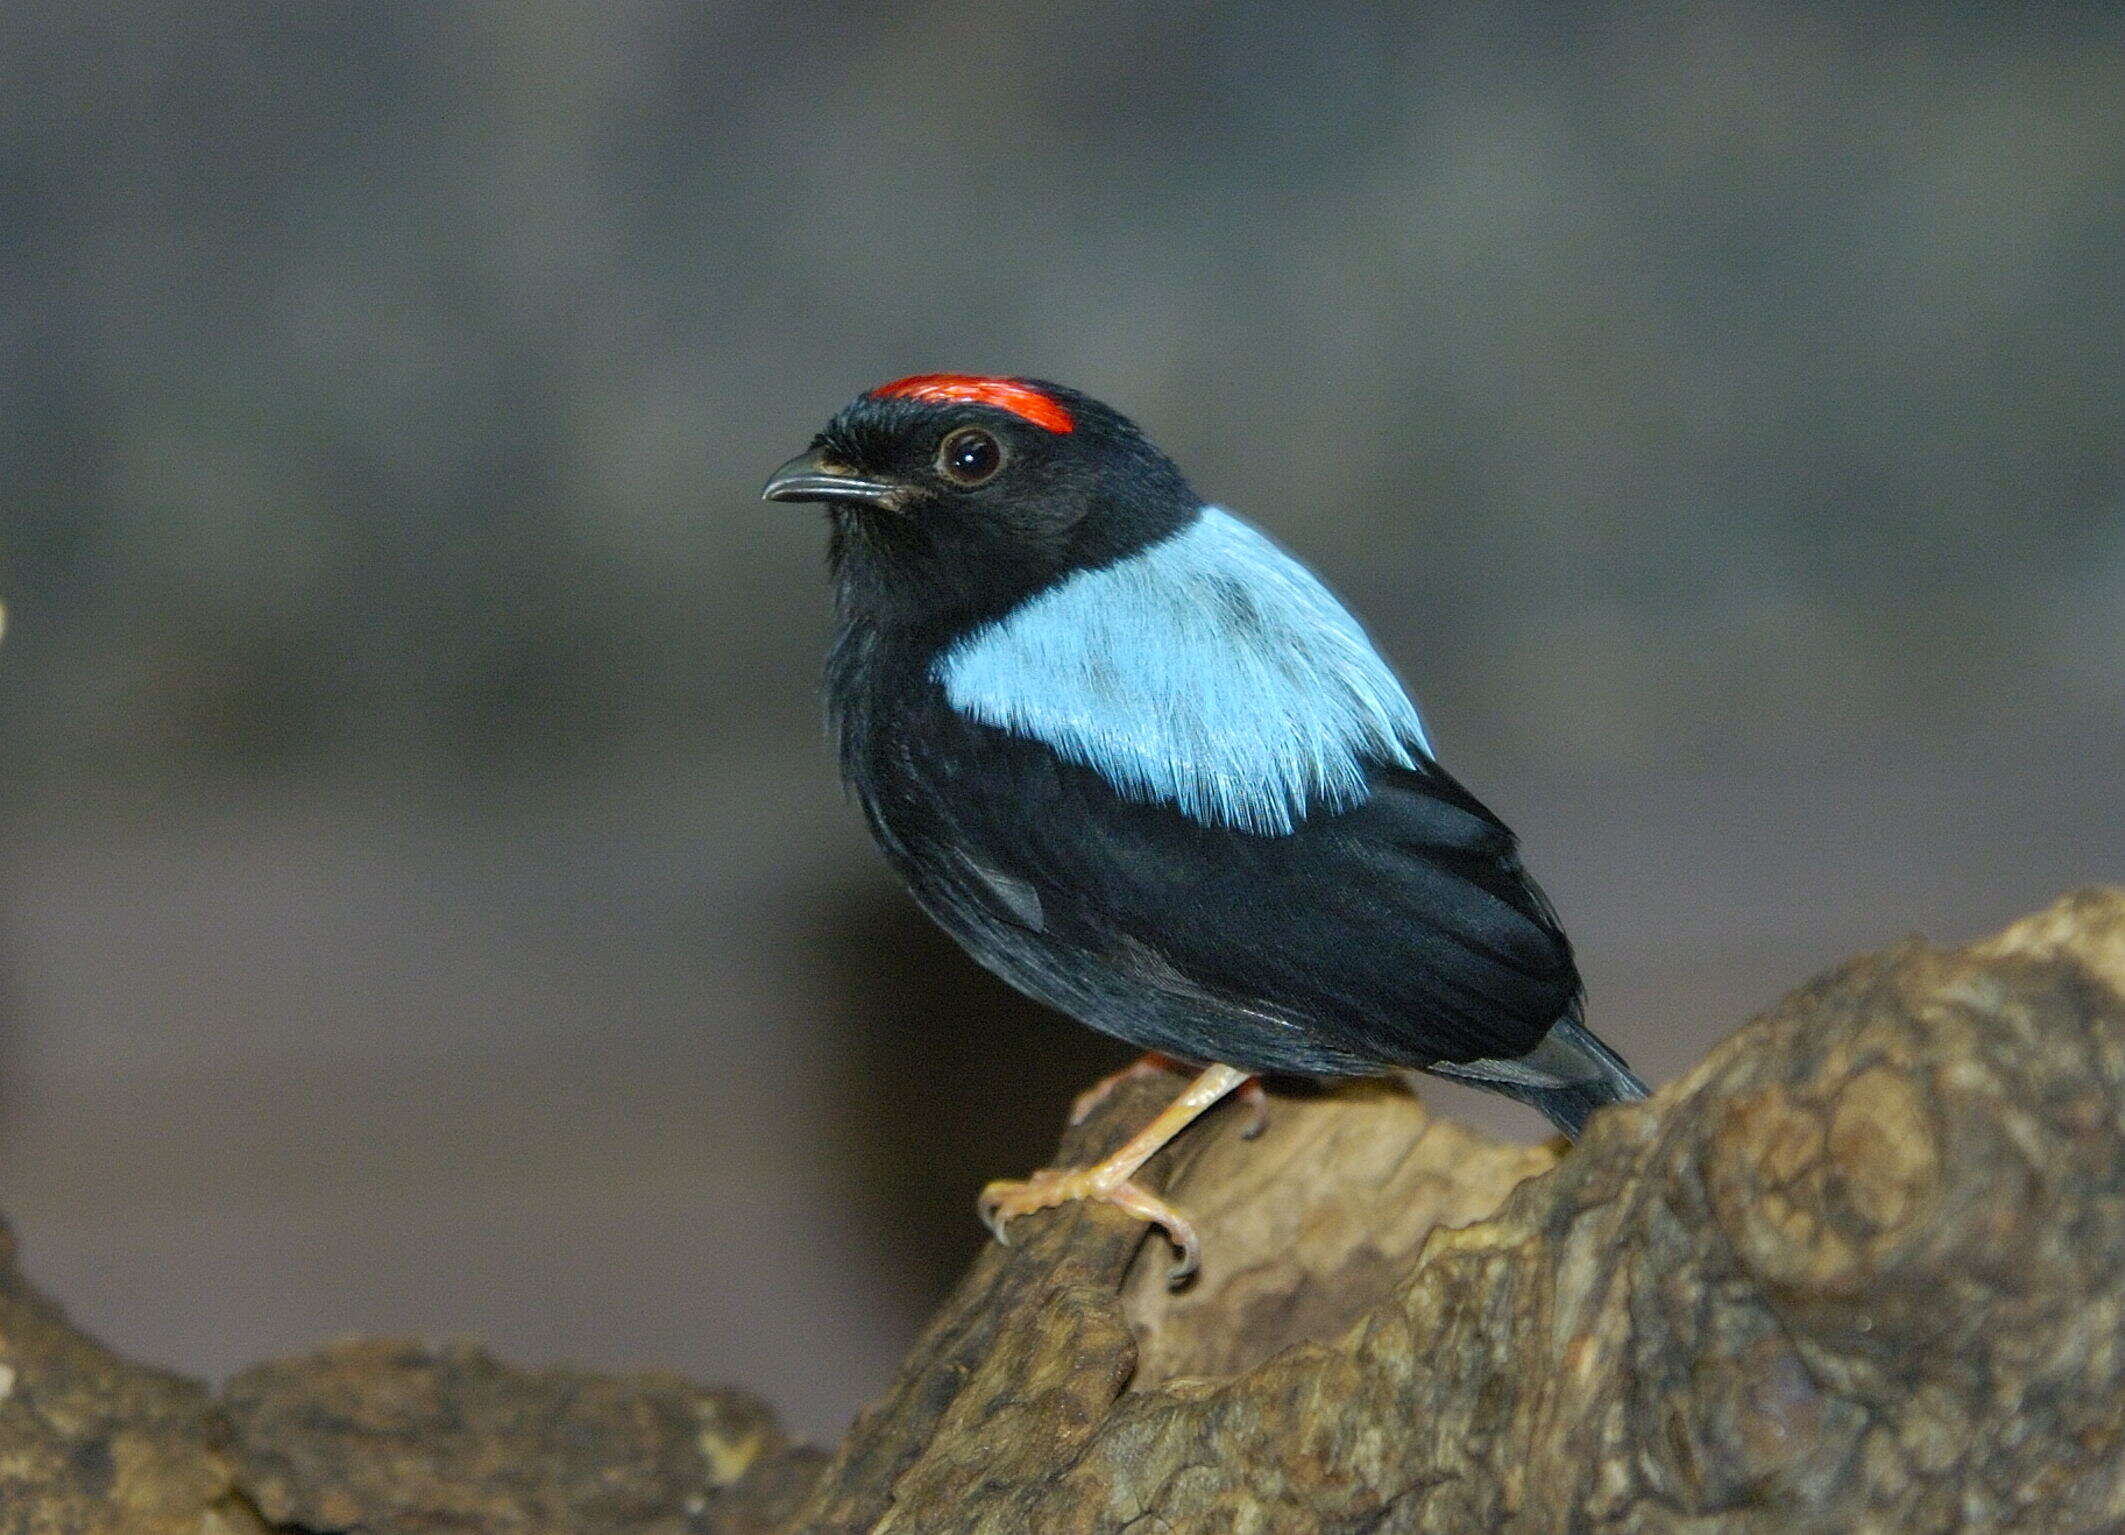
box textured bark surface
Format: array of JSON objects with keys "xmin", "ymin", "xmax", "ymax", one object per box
[
  {"xmin": 2, "ymin": 890, "xmax": 2123, "ymax": 1533},
  {"xmin": 0, "ymin": 1252, "xmax": 821, "ymax": 1534},
  {"xmin": 0, "ymin": 1220, "xmax": 264, "ymax": 1535},
  {"xmin": 220, "ymin": 1340, "xmax": 822, "ymax": 1534}
]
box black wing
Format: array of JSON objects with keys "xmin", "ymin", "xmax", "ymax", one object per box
[{"xmin": 906, "ymin": 716, "xmax": 1582, "ymax": 1074}]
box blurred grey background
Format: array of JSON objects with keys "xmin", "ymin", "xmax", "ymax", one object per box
[{"xmin": 1, "ymin": 3, "xmax": 2121, "ymax": 1440}]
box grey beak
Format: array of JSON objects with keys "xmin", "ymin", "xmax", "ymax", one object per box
[{"xmin": 761, "ymin": 447, "xmax": 900, "ymax": 507}]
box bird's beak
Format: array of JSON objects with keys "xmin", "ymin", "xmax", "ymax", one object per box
[{"xmin": 761, "ymin": 447, "xmax": 901, "ymax": 508}]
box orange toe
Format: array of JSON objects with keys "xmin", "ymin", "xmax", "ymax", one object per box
[
  {"xmin": 983, "ymin": 1063, "xmax": 1249, "ymax": 1285},
  {"xmin": 977, "ymin": 1165, "xmax": 1204, "ymax": 1283}
]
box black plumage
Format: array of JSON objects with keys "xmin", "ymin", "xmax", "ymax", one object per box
[{"xmin": 846, "ymin": 641, "xmax": 1554, "ymax": 1071}]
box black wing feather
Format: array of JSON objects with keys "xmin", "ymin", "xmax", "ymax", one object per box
[{"xmin": 874, "ymin": 695, "xmax": 1581, "ymax": 1076}]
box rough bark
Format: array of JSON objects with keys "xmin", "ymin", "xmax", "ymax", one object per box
[
  {"xmin": 3, "ymin": 890, "xmax": 2124, "ymax": 1533},
  {"xmin": 0, "ymin": 1247, "xmax": 820, "ymax": 1534},
  {"xmin": 0, "ymin": 1218, "xmax": 261, "ymax": 1535}
]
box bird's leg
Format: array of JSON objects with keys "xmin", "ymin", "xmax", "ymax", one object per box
[
  {"xmin": 1070, "ymin": 1053, "xmax": 1269, "ymax": 1138},
  {"xmin": 980, "ymin": 1062, "xmax": 1250, "ymax": 1283},
  {"xmin": 1067, "ymin": 1051, "xmax": 1184, "ymax": 1124}
]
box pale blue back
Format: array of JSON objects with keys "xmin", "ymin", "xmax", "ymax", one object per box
[{"xmin": 936, "ymin": 507, "xmax": 1433, "ymax": 836}]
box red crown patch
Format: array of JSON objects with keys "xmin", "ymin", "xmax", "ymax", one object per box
[{"xmin": 870, "ymin": 374, "xmax": 1074, "ymax": 433}]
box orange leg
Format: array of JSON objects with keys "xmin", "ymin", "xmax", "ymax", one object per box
[
  {"xmin": 1068, "ymin": 1052, "xmax": 1183, "ymax": 1124},
  {"xmin": 980, "ymin": 1063, "xmax": 1250, "ymax": 1283},
  {"xmin": 1070, "ymin": 1053, "xmax": 1268, "ymax": 1138}
]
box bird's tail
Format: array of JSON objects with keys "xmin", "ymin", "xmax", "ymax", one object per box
[{"xmin": 1421, "ymin": 1016, "xmax": 1648, "ymax": 1141}]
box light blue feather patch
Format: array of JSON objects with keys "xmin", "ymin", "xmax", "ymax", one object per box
[{"xmin": 937, "ymin": 507, "xmax": 1433, "ymax": 836}]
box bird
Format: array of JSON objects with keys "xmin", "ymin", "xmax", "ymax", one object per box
[{"xmin": 763, "ymin": 374, "xmax": 1647, "ymax": 1280}]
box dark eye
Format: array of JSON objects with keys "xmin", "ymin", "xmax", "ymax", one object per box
[{"xmin": 937, "ymin": 427, "xmax": 1004, "ymax": 486}]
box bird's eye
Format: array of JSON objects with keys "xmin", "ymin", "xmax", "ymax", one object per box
[{"xmin": 937, "ymin": 427, "xmax": 1005, "ymax": 487}]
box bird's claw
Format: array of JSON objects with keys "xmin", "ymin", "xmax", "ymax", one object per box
[{"xmin": 978, "ymin": 1166, "xmax": 1204, "ymax": 1285}]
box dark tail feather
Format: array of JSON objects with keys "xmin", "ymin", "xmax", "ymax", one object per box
[
  {"xmin": 1533, "ymin": 1017, "xmax": 1649, "ymax": 1137},
  {"xmin": 1424, "ymin": 1017, "xmax": 1649, "ymax": 1141},
  {"xmin": 1499, "ymin": 1073, "xmax": 1643, "ymax": 1141}
]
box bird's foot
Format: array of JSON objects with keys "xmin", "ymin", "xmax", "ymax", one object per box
[
  {"xmin": 1070, "ymin": 1055, "xmax": 1268, "ymax": 1139},
  {"xmin": 984, "ymin": 1062, "xmax": 1251, "ymax": 1285},
  {"xmin": 979, "ymin": 1165, "xmax": 1203, "ymax": 1282}
]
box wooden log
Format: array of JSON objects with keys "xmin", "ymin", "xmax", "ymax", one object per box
[{"xmin": 2, "ymin": 889, "xmax": 2122, "ymax": 1533}]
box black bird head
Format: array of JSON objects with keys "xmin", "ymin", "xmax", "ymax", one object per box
[{"xmin": 764, "ymin": 375, "xmax": 1198, "ymax": 636}]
